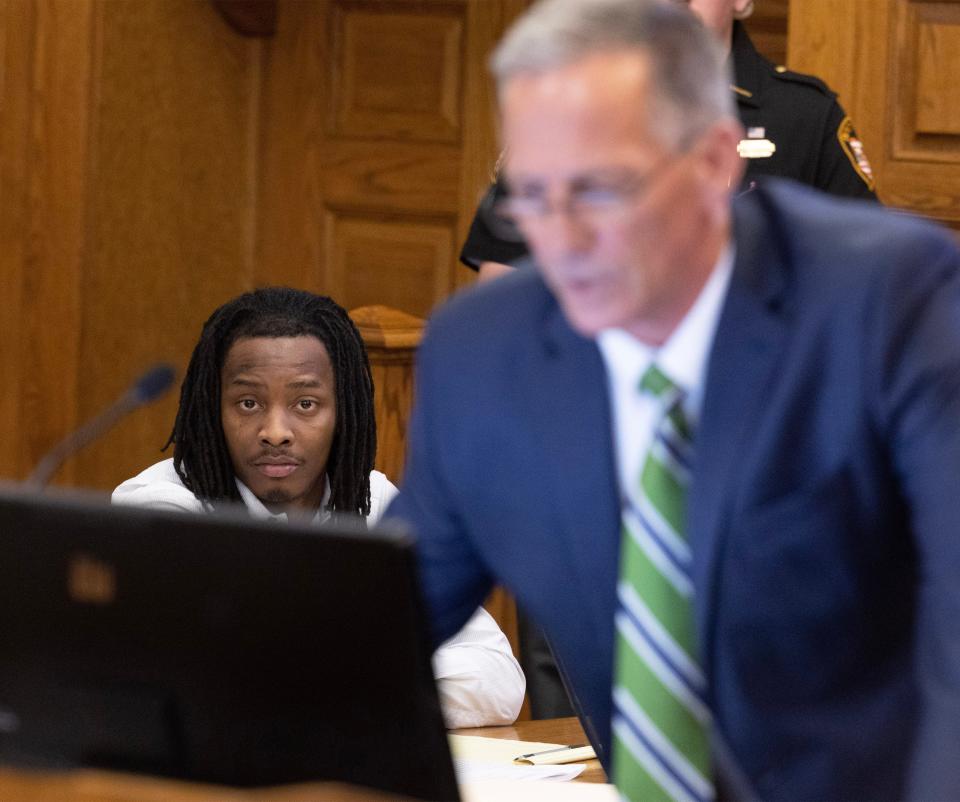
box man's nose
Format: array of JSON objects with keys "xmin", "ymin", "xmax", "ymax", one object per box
[{"xmin": 258, "ymin": 407, "xmax": 293, "ymax": 446}]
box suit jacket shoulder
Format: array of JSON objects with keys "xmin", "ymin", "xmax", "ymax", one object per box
[
  {"xmin": 706, "ymin": 182, "xmax": 960, "ymax": 799},
  {"xmin": 426, "ymin": 264, "xmax": 556, "ymax": 349},
  {"xmin": 744, "ymin": 180, "xmax": 949, "ymax": 291}
]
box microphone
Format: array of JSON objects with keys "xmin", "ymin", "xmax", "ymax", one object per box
[{"xmin": 26, "ymin": 363, "xmax": 177, "ymax": 489}]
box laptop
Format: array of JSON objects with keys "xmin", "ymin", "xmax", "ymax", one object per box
[{"xmin": 0, "ymin": 485, "xmax": 459, "ymax": 801}]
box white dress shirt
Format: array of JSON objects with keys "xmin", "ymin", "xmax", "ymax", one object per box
[
  {"xmin": 113, "ymin": 458, "xmax": 525, "ymax": 728},
  {"xmin": 596, "ymin": 247, "xmax": 734, "ymax": 503}
]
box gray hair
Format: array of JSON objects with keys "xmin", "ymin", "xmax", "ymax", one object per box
[{"xmin": 490, "ymin": 0, "xmax": 734, "ymax": 148}]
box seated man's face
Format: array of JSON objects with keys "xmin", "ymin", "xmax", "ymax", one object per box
[{"xmin": 219, "ymin": 335, "xmax": 336, "ymax": 515}]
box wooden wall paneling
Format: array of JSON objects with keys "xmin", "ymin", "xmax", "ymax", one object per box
[
  {"xmin": 788, "ymin": 0, "xmax": 887, "ymax": 173},
  {"xmin": 24, "ymin": 0, "xmax": 94, "ymax": 487},
  {"xmin": 789, "ymin": 0, "xmax": 960, "ymax": 230},
  {"xmin": 327, "ymin": 213, "xmax": 455, "ymax": 317},
  {"xmin": 887, "ymin": 0, "xmax": 960, "ymax": 224},
  {"xmin": 0, "ymin": 0, "xmax": 93, "ymax": 484},
  {"xmin": 259, "ymin": 0, "xmax": 528, "ymax": 317},
  {"xmin": 456, "ymin": 0, "xmax": 529, "ymax": 290},
  {"xmin": 329, "ymin": 0, "xmax": 463, "ymax": 142},
  {"xmin": 256, "ymin": 0, "xmax": 542, "ymax": 311},
  {"xmin": 212, "ymin": 0, "xmax": 279, "ymax": 37},
  {"xmin": 321, "ymin": 0, "xmax": 464, "ymax": 317},
  {"xmin": 744, "ymin": 0, "xmax": 790, "ymax": 66},
  {"xmin": 349, "ymin": 304, "xmax": 423, "ymax": 484},
  {"xmin": 0, "ymin": 0, "xmax": 552, "ymax": 496},
  {"xmin": 788, "ymin": 1, "xmax": 889, "ymax": 193},
  {"xmin": 70, "ymin": 0, "xmax": 263, "ymax": 492},
  {"xmin": 913, "ymin": 7, "xmax": 960, "ymax": 136},
  {"xmin": 259, "ymin": 0, "xmax": 464, "ymax": 319},
  {"xmin": 0, "ymin": 0, "xmax": 35, "ymax": 482},
  {"xmin": 255, "ymin": 0, "xmax": 329, "ymax": 291},
  {"xmin": 320, "ymin": 140, "xmax": 461, "ymax": 213}
]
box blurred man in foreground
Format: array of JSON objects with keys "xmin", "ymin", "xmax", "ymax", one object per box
[
  {"xmin": 461, "ymin": 0, "xmax": 881, "ymax": 724},
  {"xmin": 389, "ymin": 0, "xmax": 960, "ymax": 798},
  {"xmin": 462, "ymin": 0, "xmax": 876, "ymax": 282}
]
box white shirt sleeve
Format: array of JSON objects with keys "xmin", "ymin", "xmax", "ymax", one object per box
[
  {"xmin": 368, "ymin": 470, "xmax": 399, "ymax": 523},
  {"xmin": 115, "ymin": 465, "xmax": 525, "ymax": 727},
  {"xmin": 432, "ymin": 606, "xmax": 526, "ymax": 728},
  {"xmin": 369, "ymin": 473, "xmax": 525, "ymax": 727},
  {"xmin": 111, "ymin": 458, "xmax": 208, "ymax": 514}
]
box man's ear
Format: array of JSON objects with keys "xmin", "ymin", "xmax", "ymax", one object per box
[{"xmin": 733, "ymin": 0, "xmax": 755, "ymax": 21}]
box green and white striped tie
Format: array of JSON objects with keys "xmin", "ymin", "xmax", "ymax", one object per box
[{"xmin": 611, "ymin": 363, "xmax": 714, "ymax": 802}]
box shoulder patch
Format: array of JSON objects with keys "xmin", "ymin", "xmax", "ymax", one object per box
[
  {"xmin": 837, "ymin": 116, "xmax": 876, "ymax": 191},
  {"xmin": 770, "ymin": 66, "xmax": 834, "ymax": 97}
]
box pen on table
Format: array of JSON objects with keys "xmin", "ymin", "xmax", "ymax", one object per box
[{"xmin": 515, "ymin": 743, "xmax": 589, "ymax": 760}]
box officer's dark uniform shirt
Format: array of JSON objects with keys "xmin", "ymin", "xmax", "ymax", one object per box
[{"xmin": 459, "ymin": 21, "xmax": 877, "ymax": 269}]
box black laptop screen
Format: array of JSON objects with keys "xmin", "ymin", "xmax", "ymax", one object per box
[{"xmin": 0, "ymin": 487, "xmax": 459, "ymax": 801}]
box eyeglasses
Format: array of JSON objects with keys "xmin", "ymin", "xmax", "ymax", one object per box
[{"xmin": 491, "ymin": 155, "xmax": 678, "ymax": 237}]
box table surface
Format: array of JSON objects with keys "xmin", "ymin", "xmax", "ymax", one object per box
[
  {"xmin": 455, "ymin": 717, "xmax": 607, "ymax": 784},
  {"xmin": 0, "ymin": 717, "xmax": 607, "ymax": 799}
]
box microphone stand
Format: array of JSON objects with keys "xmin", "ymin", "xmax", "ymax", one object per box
[{"xmin": 26, "ymin": 364, "xmax": 176, "ymax": 489}]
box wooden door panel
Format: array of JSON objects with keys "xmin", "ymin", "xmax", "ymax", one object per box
[
  {"xmin": 321, "ymin": 141, "xmax": 461, "ymax": 213},
  {"xmin": 329, "ymin": 1, "xmax": 464, "ymax": 142},
  {"xmin": 326, "ymin": 213, "xmax": 456, "ymax": 317},
  {"xmin": 910, "ymin": 5, "xmax": 960, "ymax": 138},
  {"xmin": 1, "ymin": 0, "xmax": 528, "ymax": 487},
  {"xmin": 745, "ymin": 0, "xmax": 790, "ymax": 66},
  {"xmin": 790, "ymin": 0, "xmax": 960, "ymax": 230},
  {"xmin": 324, "ymin": 0, "xmax": 465, "ymax": 316},
  {"xmin": 0, "ymin": 0, "xmax": 93, "ymax": 484},
  {"xmin": 73, "ymin": 0, "xmax": 261, "ymax": 491},
  {"xmin": 892, "ymin": 2, "xmax": 960, "ymax": 162},
  {"xmin": 260, "ymin": 0, "xmax": 527, "ymax": 317}
]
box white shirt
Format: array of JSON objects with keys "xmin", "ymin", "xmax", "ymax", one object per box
[
  {"xmin": 596, "ymin": 247, "xmax": 734, "ymax": 502},
  {"xmin": 113, "ymin": 458, "xmax": 525, "ymax": 728}
]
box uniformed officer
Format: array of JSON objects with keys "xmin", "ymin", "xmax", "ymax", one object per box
[
  {"xmin": 461, "ymin": 0, "xmax": 879, "ymax": 720},
  {"xmin": 462, "ymin": 0, "xmax": 877, "ymax": 280}
]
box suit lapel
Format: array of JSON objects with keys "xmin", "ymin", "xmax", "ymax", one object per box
[
  {"xmin": 689, "ymin": 189, "xmax": 790, "ymax": 666},
  {"xmin": 518, "ymin": 191, "xmax": 791, "ymax": 686},
  {"xmin": 525, "ymin": 298, "xmax": 622, "ymax": 647}
]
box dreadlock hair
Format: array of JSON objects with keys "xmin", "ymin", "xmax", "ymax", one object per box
[{"xmin": 164, "ymin": 287, "xmax": 376, "ymax": 517}]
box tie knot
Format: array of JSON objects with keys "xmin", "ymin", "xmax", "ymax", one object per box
[
  {"xmin": 640, "ymin": 363, "xmax": 692, "ymax": 441},
  {"xmin": 639, "ymin": 363, "xmax": 680, "ymax": 402}
]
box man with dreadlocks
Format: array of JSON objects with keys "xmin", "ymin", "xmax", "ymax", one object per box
[{"xmin": 113, "ymin": 287, "xmax": 525, "ymax": 728}]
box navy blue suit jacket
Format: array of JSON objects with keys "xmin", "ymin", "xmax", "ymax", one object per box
[{"xmin": 388, "ymin": 181, "xmax": 960, "ymax": 800}]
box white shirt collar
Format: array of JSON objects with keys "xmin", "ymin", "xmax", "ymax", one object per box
[
  {"xmin": 596, "ymin": 245, "xmax": 735, "ymax": 496},
  {"xmin": 597, "ymin": 244, "xmax": 734, "ymax": 422},
  {"xmin": 235, "ymin": 476, "xmax": 332, "ymax": 524}
]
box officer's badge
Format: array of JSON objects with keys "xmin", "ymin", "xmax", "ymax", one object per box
[
  {"xmin": 737, "ymin": 126, "xmax": 776, "ymax": 159},
  {"xmin": 838, "ymin": 117, "xmax": 875, "ymax": 190}
]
